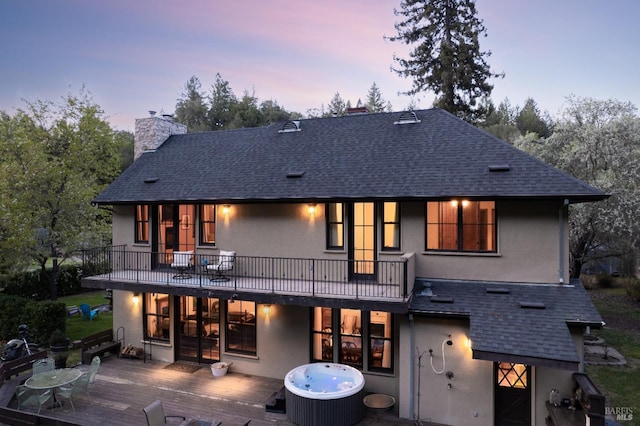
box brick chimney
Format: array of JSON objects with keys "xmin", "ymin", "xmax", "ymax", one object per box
[{"xmin": 134, "ymin": 111, "xmax": 187, "ymax": 160}]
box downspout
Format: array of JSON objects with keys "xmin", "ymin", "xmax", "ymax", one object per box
[
  {"xmin": 559, "ymin": 199, "xmax": 569, "ymax": 284},
  {"xmin": 409, "ymin": 314, "xmax": 415, "ymax": 421}
]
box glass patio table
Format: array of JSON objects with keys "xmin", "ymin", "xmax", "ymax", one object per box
[{"xmin": 25, "ymin": 368, "xmax": 83, "ymax": 407}]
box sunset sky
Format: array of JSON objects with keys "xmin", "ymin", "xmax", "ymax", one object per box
[{"xmin": 2, "ymin": 1, "xmax": 639, "ymax": 130}]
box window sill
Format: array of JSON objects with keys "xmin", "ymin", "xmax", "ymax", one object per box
[
  {"xmin": 132, "ymin": 242, "xmax": 150, "ymax": 247},
  {"xmin": 363, "ymin": 369, "xmax": 395, "ymax": 378},
  {"xmin": 379, "ymin": 250, "xmax": 404, "ymax": 256},
  {"xmin": 141, "ymin": 339, "xmax": 171, "ymax": 348},
  {"xmin": 324, "ymin": 249, "xmax": 346, "ymax": 254},
  {"xmin": 422, "ymin": 251, "xmax": 501, "ymax": 257},
  {"xmin": 223, "ymin": 352, "xmax": 259, "ymax": 360}
]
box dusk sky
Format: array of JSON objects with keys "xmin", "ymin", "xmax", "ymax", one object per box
[{"xmin": 2, "ymin": 1, "xmax": 639, "ymax": 130}]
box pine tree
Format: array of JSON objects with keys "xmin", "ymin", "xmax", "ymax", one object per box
[
  {"xmin": 175, "ymin": 76, "xmax": 209, "ymax": 132},
  {"xmin": 388, "ymin": 0, "xmax": 503, "ymax": 122},
  {"xmin": 365, "ymin": 82, "xmax": 393, "ymax": 113}
]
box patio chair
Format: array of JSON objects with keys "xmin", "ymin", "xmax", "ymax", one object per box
[
  {"xmin": 80, "ymin": 303, "xmax": 99, "ymax": 321},
  {"xmin": 171, "ymin": 251, "xmax": 193, "ymax": 279},
  {"xmin": 15, "ymin": 385, "xmax": 53, "ymax": 414},
  {"xmin": 32, "ymin": 357, "xmax": 55, "ymax": 375},
  {"xmin": 206, "ymin": 250, "xmax": 235, "ymax": 281},
  {"xmin": 76, "ymin": 356, "xmax": 101, "ymax": 395},
  {"xmin": 143, "ymin": 400, "xmax": 188, "ymax": 426},
  {"xmin": 54, "ymin": 382, "xmax": 77, "ymax": 413}
]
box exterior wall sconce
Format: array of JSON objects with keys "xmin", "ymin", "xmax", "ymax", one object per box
[
  {"xmin": 222, "ymin": 205, "xmax": 230, "ymax": 216},
  {"xmin": 263, "ymin": 304, "xmax": 271, "ymax": 316},
  {"xmin": 132, "ymin": 292, "xmax": 140, "ymax": 304},
  {"xmin": 308, "ymin": 204, "xmax": 316, "ymax": 215}
]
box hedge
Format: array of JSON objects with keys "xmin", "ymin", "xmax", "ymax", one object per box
[
  {"xmin": 0, "ymin": 264, "xmax": 83, "ymax": 300},
  {"xmin": 0, "ymin": 293, "xmax": 66, "ymax": 344}
]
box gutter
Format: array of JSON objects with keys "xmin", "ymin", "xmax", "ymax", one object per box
[
  {"xmin": 409, "ymin": 314, "xmax": 415, "ymax": 421},
  {"xmin": 559, "ymin": 199, "xmax": 569, "ymax": 283}
]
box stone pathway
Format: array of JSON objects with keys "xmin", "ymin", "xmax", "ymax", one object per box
[{"xmin": 584, "ymin": 336, "xmax": 626, "ymax": 366}]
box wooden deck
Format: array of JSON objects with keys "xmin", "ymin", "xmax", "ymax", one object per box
[{"xmin": 3, "ymin": 357, "xmax": 418, "ymax": 426}]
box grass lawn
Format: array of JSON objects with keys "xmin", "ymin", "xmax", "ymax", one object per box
[
  {"xmin": 58, "ymin": 290, "xmax": 113, "ymax": 342},
  {"xmin": 586, "ymin": 284, "xmax": 640, "ymax": 424}
]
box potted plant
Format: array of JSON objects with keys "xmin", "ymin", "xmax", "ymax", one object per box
[{"xmin": 49, "ymin": 329, "xmax": 71, "ymax": 368}]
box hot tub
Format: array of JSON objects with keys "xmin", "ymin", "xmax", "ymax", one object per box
[{"xmin": 284, "ymin": 363, "xmax": 365, "ymax": 426}]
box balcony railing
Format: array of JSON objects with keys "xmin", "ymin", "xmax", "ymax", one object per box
[{"xmin": 81, "ymin": 246, "xmax": 412, "ymax": 301}]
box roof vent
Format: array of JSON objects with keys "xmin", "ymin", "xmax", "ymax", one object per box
[
  {"xmin": 519, "ymin": 301, "xmax": 545, "ymax": 309},
  {"xmin": 279, "ymin": 120, "xmax": 301, "ymax": 133},
  {"xmin": 486, "ymin": 287, "xmax": 510, "ymax": 294},
  {"xmin": 488, "ymin": 164, "xmax": 511, "ymax": 172},
  {"xmin": 394, "ymin": 111, "xmax": 421, "ymax": 125},
  {"xmin": 286, "ymin": 171, "xmax": 305, "ymax": 179},
  {"xmin": 431, "ymin": 296, "xmax": 454, "ymax": 304},
  {"xmin": 143, "ymin": 178, "xmax": 159, "ymax": 184}
]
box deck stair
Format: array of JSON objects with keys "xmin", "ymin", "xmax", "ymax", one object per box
[{"xmin": 265, "ymin": 386, "xmax": 286, "ymax": 413}]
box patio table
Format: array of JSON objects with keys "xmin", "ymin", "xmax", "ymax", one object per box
[{"xmin": 25, "ymin": 368, "xmax": 82, "ymax": 408}]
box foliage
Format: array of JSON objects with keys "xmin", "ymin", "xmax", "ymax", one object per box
[
  {"xmin": 327, "ymin": 92, "xmax": 348, "ymax": 116},
  {"xmin": 516, "ymin": 98, "xmax": 552, "ymax": 138},
  {"xmin": 0, "ymin": 263, "xmax": 83, "ymax": 300},
  {"xmin": 481, "ymin": 97, "xmax": 552, "ymax": 143},
  {"xmin": 49, "ymin": 328, "xmax": 68, "ymax": 347},
  {"xmin": 114, "ymin": 130, "xmax": 134, "ymax": 173},
  {"xmin": 0, "ymin": 88, "xmax": 121, "ymax": 299},
  {"xmin": 621, "ymin": 276, "xmax": 640, "ymax": 302},
  {"xmin": 365, "ymin": 82, "xmax": 393, "ymax": 113},
  {"xmin": 174, "ymin": 76, "xmax": 210, "ymax": 133},
  {"xmin": 595, "ymin": 272, "xmax": 614, "ymax": 288},
  {"xmin": 515, "ymin": 97, "xmax": 640, "ymax": 277},
  {"xmin": 174, "ymin": 73, "xmax": 301, "ymax": 132},
  {"xmin": 0, "ymin": 293, "xmax": 66, "ymax": 344},
  {"xmin": 388, "ymin": 0, "xmax": 503, "ymax": 122}
]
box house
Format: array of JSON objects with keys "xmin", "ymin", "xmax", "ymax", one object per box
[{"xmin": 83, "ymin": 108, "xmax": 607, "ymax": 425}]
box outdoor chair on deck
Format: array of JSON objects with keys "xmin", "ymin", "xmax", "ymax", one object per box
[
  {"xmin": 80, "ymin": 303, "xmax": 99, "ymax": 321},
  {"xmin": 143, "ymin": 400, "xmax": 189, "ymax": 426},
  {"xmin": 32, "ymin": 357, "xmax": 55, "ymax": 375},
  {"xmin": 15, "ymin": 385, "xmax": 52, "ymax": 414},
  {"xmin": 59, "ymin": 355, "xmax": 101, "ymax": 401},
  {"xmin": 206, "ymin": 250, "xmax": 235, "ymax": 281},
  {"xmin": 171, "ymin": 251, "xmax": 193, "ymax": 279}
]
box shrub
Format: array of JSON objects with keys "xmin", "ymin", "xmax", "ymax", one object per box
[
  {"xmin": 0, "ymin": 264, "xmax": 83, "ymax": 300},
  {"xmin": 580, "ymin": 274, "xmax": 599, "ymax": 290},
  {"xmin": 0, "ymin": 293, "xmax": 66, "ymax": 344},
  {"xmin": 596, "ymin": 273, "xmax": 615, "ymax": 288},
  {"xmin": 622, "ymin": 276, "xmax": 640, "ymax": 302}
]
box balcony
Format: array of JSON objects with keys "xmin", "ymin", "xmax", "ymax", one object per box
[{"xmin": 81, "ymin": 246, "xmax": 414, "ymax": 312}]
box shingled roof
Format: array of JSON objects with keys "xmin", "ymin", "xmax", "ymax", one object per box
[
  {"xmin": 410, "ymin": 279, "xmax": 603, "ymax": 370},
  {"xmin": 94, "ymin": 109, "xmax": 606, "ymax": 205}
]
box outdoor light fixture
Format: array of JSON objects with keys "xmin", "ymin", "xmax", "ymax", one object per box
[
  {"xmin": 308, "ymin": 204, "xmax": 316, "ymax": 215},
  {"xmin": 222, "ymin": 205, "xmax": 230, "ymax": 216},
  {"xmin": 263, "ymin": 304, "xmax": 271, "ymax": 316},
  {"xmin": 132, "ymin": 292, "xmax": 140, "ymax": 304}
]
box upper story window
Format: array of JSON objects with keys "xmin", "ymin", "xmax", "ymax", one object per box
[
  {"xmin": 135, "ymin": 205, "xmax": 149, "ymax": 244},
  {"xmin": 199, "ymin": 204, "xmax": 216, "ymax": 245},
  {"xmin": 382, "ymin": 202, "xmax": 401, "ymax": 251},
  {"xmin": 426, "ymin": 200, "xmax": 496, "ymax": 252},
  {"xmin": 326, "ymin": 203, "xmax": 344, "ymax": 250}
]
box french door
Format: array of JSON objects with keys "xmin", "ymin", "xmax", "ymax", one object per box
[
  {"xmin": 175, "ymin": 296, "xmax": 220, "ymax": 363},
  {"xmin": 153, "ymin": 204, "xmax": 195, "ymax": 267},
  {"xmin": 348, "ymin": 202, "xmax": 376, "ymax": 280}
]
